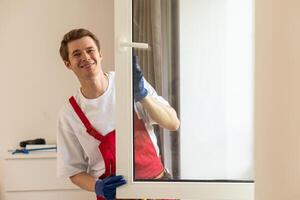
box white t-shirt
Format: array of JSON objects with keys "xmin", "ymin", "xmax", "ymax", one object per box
[{"xmin": 57, "ymin": 71, "xmax": 169, "ymax": 178}]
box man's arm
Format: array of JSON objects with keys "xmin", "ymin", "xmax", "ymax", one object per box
[
  {"xmin": 133, "ymin": 55, "xmax": 180, "ymax": 131},
  {"xmin": 140, "ymin": 96, "xmax": 180, "ymax": 131},
  {"xmin": 70, "ymin": 172, "xmax": 96, "ymax": 192}
]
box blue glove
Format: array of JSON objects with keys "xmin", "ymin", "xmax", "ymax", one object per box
[
  {"xmin": 95, "ymin": 175, "xmax": 126, "ymax": 200},
  {"xmin": 133, "ymin": 55, "xmax": 148, "ymax": 102}
]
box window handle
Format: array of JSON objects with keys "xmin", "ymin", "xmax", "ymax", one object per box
[
  {"xmin": 119, "ymin": 37, "xmax": 149, "ymax": 51},
  {"xmin": 121, "ymin": 41, "xmax": 148, "ymax": 49}
]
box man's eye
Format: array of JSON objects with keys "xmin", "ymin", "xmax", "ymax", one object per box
[
  {"xmin": 73, "ymin": 53, "xmax": 80, "ymax": 57},
  {"xmin": 87, "ymin": 49, "xmax": 95, "ymax": 53}
]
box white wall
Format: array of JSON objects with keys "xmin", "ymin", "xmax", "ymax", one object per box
[
  {"xmin": 0, "ymin": 0, "xmax": 114, "ymax": 199},
  {"xmin": 255, "ymin": 0, "xmax": 300, "ymax": 199},
  {"xmin": 180, "ymin": 0, "xmax": 254, "ymax": 180}
]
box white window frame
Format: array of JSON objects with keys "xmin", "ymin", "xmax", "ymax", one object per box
[{"xmin": 115, "ymin": 0, "xmax": 254, "ymax": 199}]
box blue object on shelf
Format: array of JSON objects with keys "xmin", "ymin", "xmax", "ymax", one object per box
[{"xmin": 11, "ymin": 147, "xmax": 57, "ymax": 155}]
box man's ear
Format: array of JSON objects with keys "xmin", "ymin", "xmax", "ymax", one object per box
[
  {"xmin": 64, "ymin": 60, "xmax": 72, "ymax": 69},
  {"xmin": 99, "ymin": 51, "xmax": 103, "ymax": 60}
]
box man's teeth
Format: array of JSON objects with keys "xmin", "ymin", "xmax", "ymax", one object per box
[{"xmin": 81, "ymin": 63, "xmax": 94, "ymax": 68}]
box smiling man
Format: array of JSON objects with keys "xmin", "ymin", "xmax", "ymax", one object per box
[{"xmin": 57, "ymin": 28, "xmax": 180, "ymax": 200}]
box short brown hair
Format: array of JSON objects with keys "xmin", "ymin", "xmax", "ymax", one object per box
[{"xmin": 59, "ymin": 28, "xmax": 100, "ymax": 61}]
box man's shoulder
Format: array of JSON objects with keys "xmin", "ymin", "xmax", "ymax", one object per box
[
  {"xmin": 58, "ymin": 100, "xmax": 74, "ymax": 121},
  {"xmin": 58, "ymin": 93, "xmax": 81, "ymax": 123}
]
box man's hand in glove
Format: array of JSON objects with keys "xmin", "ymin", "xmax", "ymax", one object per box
[
  {"xmin": 133, "ymin": 55, "xmax": 148, "ymax": 102},
  {"xmin": 95, "ymin": 175, "xmax": 126, "ymax": 200}
]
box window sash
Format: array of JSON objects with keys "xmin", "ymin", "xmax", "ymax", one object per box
[{"xmin": 115, "ymin": 0, "xmax": 254, "ymax": 199}]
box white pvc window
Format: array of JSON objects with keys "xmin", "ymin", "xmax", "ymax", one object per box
[{"xmin": 115, "ymin": 0, "xmax": 254, "ymax": 199}]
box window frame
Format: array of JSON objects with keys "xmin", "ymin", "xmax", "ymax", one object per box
[{"xmin": 115, "ymin": 0, "xmax": 254, "ymax": 199}]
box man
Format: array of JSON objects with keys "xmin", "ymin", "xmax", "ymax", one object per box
[{"xmin": 57, "ymin": 28, "xmax": 180, "ymax": 200}]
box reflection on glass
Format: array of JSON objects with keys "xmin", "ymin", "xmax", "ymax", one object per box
[{"xmin": 132, "ymin": 0, "xmax": 254, "ymax": 182}]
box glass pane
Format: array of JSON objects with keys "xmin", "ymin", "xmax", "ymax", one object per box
[{"xmin": 132, "ymin": 0, "xmax": 254, "ymax": 182}]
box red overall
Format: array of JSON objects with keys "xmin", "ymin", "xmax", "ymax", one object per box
[
  {"xmin": 69, "ymin": 96, "xmax": 164, "ymax": 200},
  {"xmin": 134, "ymin": 113, "xmax": 164, "ymax": 179}
]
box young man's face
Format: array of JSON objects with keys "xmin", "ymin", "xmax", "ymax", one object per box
[{"xmin": 64, "ymin": 36, "xmax": 103, "ymax": 81}]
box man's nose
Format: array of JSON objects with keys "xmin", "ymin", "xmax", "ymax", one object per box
[{"xmin": 81, "ymin": 51, "xmax": 90, "ymax": 61}]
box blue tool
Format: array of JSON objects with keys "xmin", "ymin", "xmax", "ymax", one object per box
[{"xmin": 11, "ymin": 147, "xmax": 57, "ymax": 154}]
